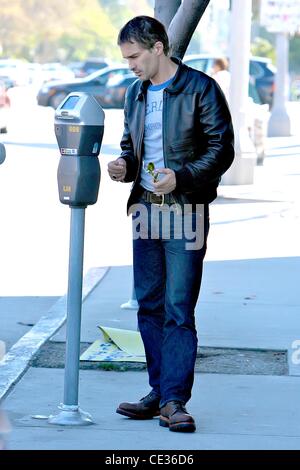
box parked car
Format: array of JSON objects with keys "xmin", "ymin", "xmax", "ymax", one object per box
[
  {"xmin": 40, "ymin": 63, "xmax": 75, "ymax": 84},
  {"xmin": 247, "ymin": 82, "xmax": 269, "ymax": 165},
  {"xmin": 98, "ymin": 74, "xmax": 137, "ymax": 108},
  {"xmin": 37, "ymin": 65, "xmax": 132, "ymax": 109},
  {"xmin": 0, "ymin": 59, "xmax": 31, "ymax": 86},
  {"xmin": 0, "ymin": 76, "xmax": 14, "ymax": 90},
  {"xmin": 74, "ymin": 58, "xmax": 112, "ymax": 77},
  {"xmin": 26, "ymin": 62, "xmax": 43, "ymax": 85},
  {"xmin": 183, "ymin": 54, "xmax": 276, "ymax": 106},
  {"xmin": 0, "ymin": 80, "xmax": 11, "ymax": 133}
]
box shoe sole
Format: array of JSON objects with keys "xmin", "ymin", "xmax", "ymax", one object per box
[
  {"xmin": 159, "ymin": 416, "xmax": 196, "ymax": 433},
  {"xmin": 116, "ymin": 408, "xmax": 160, "ymax": 420}
]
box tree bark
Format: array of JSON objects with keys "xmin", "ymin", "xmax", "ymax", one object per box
[
  {"xmin": 167, "ymin": 0, "xmax": 210, "ymax": 59},
  {"xmin": 154, "ymin": 0, "xmax": 181, "ymax": 30}
]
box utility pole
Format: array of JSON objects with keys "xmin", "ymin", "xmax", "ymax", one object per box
[
  {"xmin": 268, "ymin": 32, "xmax": 291, "ymax": 136},
  {"xmin": 260, "ymin": 0, "xmax": 300, "ymax": 137},
  {"xmin": 222, "ymin": 0, "xmax": 257, "ymax": 185}
]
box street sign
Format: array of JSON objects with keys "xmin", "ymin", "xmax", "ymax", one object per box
[{"xmin": 260, "ymin": 0, "xmax": 300, "ymax": 34}]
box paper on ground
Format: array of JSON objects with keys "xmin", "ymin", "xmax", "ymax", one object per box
[{"xmin": 80, "ymin": 326, "xmax": 146, "ymax": 362}]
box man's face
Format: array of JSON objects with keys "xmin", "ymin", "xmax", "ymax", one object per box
[{"xmin": 120, "ymin": 40, "xmax": 160, "ymax": 81}]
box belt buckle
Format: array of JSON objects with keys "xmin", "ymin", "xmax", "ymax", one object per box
[{"xmin": 150, "ymin": 193, "xmax": 164, "ymax": 206}]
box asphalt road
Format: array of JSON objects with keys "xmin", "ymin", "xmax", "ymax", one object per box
[
  {"xmin": 1, "ymin": 87, "xmax": 299, "ymax": 299},
  {"xmin": 0, "ymin": 86, "xmax": 133, "ymax": 297}
]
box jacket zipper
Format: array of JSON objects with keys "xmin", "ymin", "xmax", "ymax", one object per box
[
  {"xmin": 133, "ymin": 96, "xmax": 145, "ymax": 187},
  {"xmin": 163, "ymin": 90, "xmax": 180, "ymax": 212},
  {"xmin": 162, "ymin": 90, "xmax": 167, "ymax": 169}
]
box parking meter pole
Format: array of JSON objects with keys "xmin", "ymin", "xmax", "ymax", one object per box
[
  {"xmin": 49, "ymin": 207, "xmax": 93, "ymax": 426},
  {"xmin": 64, "ymin": 207, "xmax": 85, "ymax": 406},
  {"xmin": 48, "ymin": 93, "xmax": 104, "ymax": 426}
]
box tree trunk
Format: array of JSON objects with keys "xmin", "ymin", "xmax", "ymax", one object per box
[
  {"xmin": 154, "ymin": 0, "xmax": 181, "ymax": 29},
  {"xmin": 158, "ymin": 0, "xmax": 210, "ymax": 59}
]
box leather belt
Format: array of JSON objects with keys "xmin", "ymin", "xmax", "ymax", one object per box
[{"xmin": 140, "ymin": 190, "xmax": 176, "ymax": 206}]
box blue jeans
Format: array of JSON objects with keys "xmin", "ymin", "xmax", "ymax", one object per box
[{"xmin": 132, "ymin": 201, "xmax": 209, "ymax": 408}]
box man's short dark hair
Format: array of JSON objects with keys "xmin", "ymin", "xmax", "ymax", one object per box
[{"xmin": 118, "ymin": 16, "xmax": 170, "ymax": 56}]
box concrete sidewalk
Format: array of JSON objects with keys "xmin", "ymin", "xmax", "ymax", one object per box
[
  {"xmin": 1, "ymin": 135, "xmax": 300, "ymax": 450},
  {"xmin": 3, "ymin": 368, "xmax": 300, "ymax": 450}
]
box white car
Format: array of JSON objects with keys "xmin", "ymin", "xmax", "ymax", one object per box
[
  {"xmin": 40, "ymin": 63, "xmax": 75, "ymax": 84},
  {"xmin": 183, "ymin": 54, "xmax": 276, "ymax": 106},
  {"xmin": 184, "ymin": 54, "xmax": 270, "ymax": 164},
  {"xmin": 0, "ymin": 59, "xmax": 31, "ymax": 86}
]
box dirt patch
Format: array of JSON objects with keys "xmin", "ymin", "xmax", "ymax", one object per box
[{"xmin": 30, "ymin": 342, "xmax": 288, "ymax": 375}]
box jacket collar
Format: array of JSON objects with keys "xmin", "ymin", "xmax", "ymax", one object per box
[{"xmin": 136, "ymin": 57, "xmax": 189, "ymax": 101}]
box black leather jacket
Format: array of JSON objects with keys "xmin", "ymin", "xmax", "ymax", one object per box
[{"xmin": 120, "ymin": 58, "xmax": 234, "ymax": 213}]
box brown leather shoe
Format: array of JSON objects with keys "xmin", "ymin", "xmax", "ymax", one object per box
[
  {"xmin": 159, "ymin": 401, "xmax": 196, "ymax": 432},
  {"xmin": 116, "ymin": 391, "xmax": 160, "ymax": 419}
]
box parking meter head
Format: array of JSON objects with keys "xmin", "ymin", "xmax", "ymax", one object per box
[
  {"xmin": 54, "ymin": 92, "xmax": 104, "ymax": 157},
  {"xmin": 54, "ymin": 93, "xmax": 105, "ymax": 207}
]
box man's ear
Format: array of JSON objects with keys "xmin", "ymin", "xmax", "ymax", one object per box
[{"xmin": 153, "ymin": 41, "xmax": 164, "ymax": 56}]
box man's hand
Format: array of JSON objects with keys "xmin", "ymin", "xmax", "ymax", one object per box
[
  {"xmin": 152, "ymin": 168, "xmax": 176, "ymax": 195},
  {"xmin": 108, "ymin": 158, "xmax": 127, "ymax": 182}
]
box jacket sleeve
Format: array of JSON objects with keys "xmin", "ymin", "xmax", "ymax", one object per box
[
  {"xmin": 175, "ymin": 79, "xmax": 235, "ymax": 192},
  {"xmin": 119, "ymin": 91, "xmax": 139, "ymax": 183}
]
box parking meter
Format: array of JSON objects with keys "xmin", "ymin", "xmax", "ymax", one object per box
[
  {"xmin": 55, "ymin": 92, "xmax": 104, "ymax": 207},
  {"xmin": 49, "ymin": 93, "xmax": 105, "ymax": 426}
]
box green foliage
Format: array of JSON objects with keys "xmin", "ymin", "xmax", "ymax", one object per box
[
  {"xmin": 0, "ymin": 0, "xmax": 33, "ymax": 58},
  {"xmin": 289, "ymin": 35, "xmax": 300, "ymax": 74},
  {"xmin": 57, "ymin": 0, "xmax": 119, "ymax": 62},
  {"xmin": 0, "ymin": 0, "xmax": 155, "ymax": 62},
  {"xmin": 251, "ymin": 34, "xmax": 300, "ymax": 74},
  {"xmin": 146, "ymin": 162, "xmax": 159, "ymax": 182},
  {"xmin": 0, "ymin": 0, "xmax": 121, "ymax": 62},
  {"xmin": 99, "ymin": 0, "xmax": 135, "ymax": 29},
  {"xmin": 0, "ymin": 0, "xmax": 158, "ymax": 63},
  {"xmin": 251, "ymin": 37, "xmax": 275, "ymax": 63}
]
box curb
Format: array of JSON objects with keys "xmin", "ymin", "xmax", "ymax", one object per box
[{"xmin": 0, "ymin": 266, "xmax": 109, "ymax": 402}]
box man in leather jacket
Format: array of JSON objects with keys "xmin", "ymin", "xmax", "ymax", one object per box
[{"xmin": 108, "ymin": 16, "xmax": 234, "ymax": 433}]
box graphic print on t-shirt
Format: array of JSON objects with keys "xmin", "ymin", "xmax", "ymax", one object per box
[{"xmin": 140, "ymin": 76, "xmax": 175, "ymax": 191}]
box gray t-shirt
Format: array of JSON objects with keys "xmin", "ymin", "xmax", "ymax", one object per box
[{"xmin": 140, "ymin": 76, "xmax": 175, "ymax": 191}]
